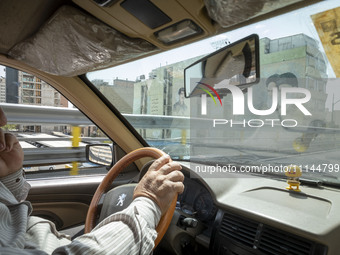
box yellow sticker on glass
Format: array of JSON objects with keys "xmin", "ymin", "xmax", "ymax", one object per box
[{"xmin": 311, "ymin": 7, "xmax": 340, "ymax": 77}]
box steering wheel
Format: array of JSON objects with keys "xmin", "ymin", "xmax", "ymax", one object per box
[{"xmin": 84, "ymin": 147, "xmax": 177, "ymax": 247}]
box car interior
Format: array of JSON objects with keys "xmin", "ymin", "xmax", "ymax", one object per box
[{"xmin": 1, "ymin": 0, "xmax": 340, "ymax": 254}]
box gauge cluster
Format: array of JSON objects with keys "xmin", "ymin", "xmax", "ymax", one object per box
[{"xmin": 177, "ymin": 177, "xmax": 217, "ymax": 223}]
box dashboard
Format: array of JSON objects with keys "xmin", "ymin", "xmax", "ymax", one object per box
[{"xmin": 160, "ymin": 162, "xmax": 340, "ymax": 255}]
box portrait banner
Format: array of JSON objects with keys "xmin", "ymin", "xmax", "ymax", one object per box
[{"xmin": 311, "ymin": 7, "xmax": 340, "ymax": 77}]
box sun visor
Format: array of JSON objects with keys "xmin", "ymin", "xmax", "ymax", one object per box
[
  {"xmin": 8, "ymin": 5, "xmax": 158, "ymax": 77},
  {"xmin": 204, "ymin": 0, "xmax": 304, "ymax": 28}
]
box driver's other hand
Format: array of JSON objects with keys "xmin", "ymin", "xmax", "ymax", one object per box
[
  {"xmin": 0, "ymin": 128, "xmax": 24, "ymax": 178},
  {"xmin": 0, "ymin": 107, "xmax": 7, "ymax": 127},
  {"xmin": 133, "ymin": 154, "xmax": 184, "ymax": 215},
  {"xmin": 0, "ymin": 108, "xmax": 24, "ymax": 178}
]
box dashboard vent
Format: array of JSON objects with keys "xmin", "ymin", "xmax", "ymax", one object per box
[
  {"xmin": 217, "ymin": 211, "xmax": 326, "ymax": 255},
  {"xmin": 258, "ymin": 226, "xmax": 313, "ymax": 255},
  {"xmin": 219, "ymin": 212, "xmax": 258, "ymax": 248}
]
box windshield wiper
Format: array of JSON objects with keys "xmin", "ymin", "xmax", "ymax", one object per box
[{"xmin": 299, "ymin": 178, "xmax": 323, "ymax": 188}]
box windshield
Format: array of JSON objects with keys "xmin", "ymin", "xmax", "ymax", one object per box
[{"xmin": 87, "ymin": 0, "xmax": 340, "ymax": 185}]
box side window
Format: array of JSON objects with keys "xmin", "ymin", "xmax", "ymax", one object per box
[{"xmin": 0, "ymin": 65, "xmax": 112, "ymax": 178}]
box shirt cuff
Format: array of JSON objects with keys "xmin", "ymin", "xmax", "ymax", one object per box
[
  {"xmin": 0, "ymin": 168, "xmax": 25, "ymax": 195},
  {"xmin": 132, "ymin": 196, "xmax": 162, "ymax": 229}
]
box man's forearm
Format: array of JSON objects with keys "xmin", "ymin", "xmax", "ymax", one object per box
[{"xmin": 53, "ymin": 197, "xmax": 161, "ymax": 255}]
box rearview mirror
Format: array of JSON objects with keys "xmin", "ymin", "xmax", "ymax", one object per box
[
  {"xmin": 184, "ymin": 34, "xmax": 259, "ymax": 98},
  {"xmin": 86, "ymin": 144, "xmax": 113, "ymax": 167}
]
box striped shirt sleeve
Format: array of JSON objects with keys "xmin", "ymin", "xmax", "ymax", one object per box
[
  {"xmin": 1, "ymin": 169, "xmax": 162, "ymax": 255},
  {"xmin": 53, "ymin": 197, "xmax": 161, "ymax": 255}
]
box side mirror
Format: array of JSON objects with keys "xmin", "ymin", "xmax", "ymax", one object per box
[
  {"xmin": 184, "ymin": 34, "xmax": 259, "ymax": 98},
  {"xmin": 86, "ymin": 144, "xmax": 114, "ymax": 167}
]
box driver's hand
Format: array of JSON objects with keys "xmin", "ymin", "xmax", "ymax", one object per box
[
  {"xmin": 133, "ymin": 154, "xmax": 184, "ymax": 215},
  {"xmin": 0, "ymin": 107, "xmax": 24, "ymax": 178}
]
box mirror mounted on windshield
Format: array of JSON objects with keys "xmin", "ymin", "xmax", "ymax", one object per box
[{"xmin": 184, "ymin": 34, "xmax": 260, "ymax": 98}]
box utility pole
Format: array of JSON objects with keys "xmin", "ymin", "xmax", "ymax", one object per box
[{"xmin": 331, "ymin": 93, "xmax": 340, "ymax": 125}]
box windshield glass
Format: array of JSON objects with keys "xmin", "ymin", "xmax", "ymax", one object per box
[{"xmin": 87, "ymin": 0, "xmax": 340, "ymax": 184}]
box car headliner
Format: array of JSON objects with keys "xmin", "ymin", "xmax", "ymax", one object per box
[{"xmin": 0, "ymin": 0, "xmax": 317, "ymax": 76}]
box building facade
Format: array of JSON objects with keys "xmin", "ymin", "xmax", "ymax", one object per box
[
  {"xmin": 260, "ymin": 34, "xmax": 328, "ymax": 125},
  {"xmin": 0, "ymin": 76, "xmax": 5, "ymax": 103}
]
